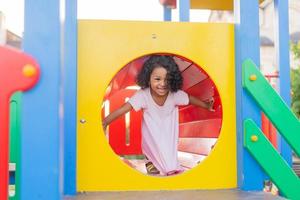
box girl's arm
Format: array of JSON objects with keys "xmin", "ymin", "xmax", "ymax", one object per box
[
  {"xmin": 102, "ymin": 102, "xmax": 133, "ymax": 130},
  {"xmin": 188, "ymin": 95, "xmax": 214, "ymax": 111}
]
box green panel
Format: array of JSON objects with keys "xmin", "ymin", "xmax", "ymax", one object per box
[
  {"xmin": 244, "ymin": 119, "xmax": 300, "ymax": 199},
  {"xmin": 243, "ymin": 59, "xmax": 300, "ymax": 156},
  {"xmin": 9, "ymin": 92, "xmax": 21, "ymax": 200}
]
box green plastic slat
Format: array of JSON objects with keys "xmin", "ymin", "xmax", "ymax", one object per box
[
  {"xmin": 244, "ymin": 119, "xmax": 300, "ymax": 199},
  {"xmin": 243, "ymin": 59, "xmax": 300, "ymax": 156},
  {"xmin": 9, "ymin": 92, "xmax": 21, "ymax": 200}
]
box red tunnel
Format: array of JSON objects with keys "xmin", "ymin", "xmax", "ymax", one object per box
[{"xmin": 102, "ymin": 54, "xmax": 223, "ymax": 169}]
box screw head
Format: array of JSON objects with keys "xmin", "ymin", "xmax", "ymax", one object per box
[
  {"xmin": 251, "ymin": 135, "xmax": 258, "ymax": 142},
  {"xmin": 249, "ymin": 74, "xmax": 257, "ymax": 81},
  {"xmin": 23, "ymin": 64, "xmax": 37, "ymax": 77}
]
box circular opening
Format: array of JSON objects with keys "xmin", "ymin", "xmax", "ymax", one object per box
[{"xmin": 102, "ymin": 53, "xmax": 223, "ymax": 176}]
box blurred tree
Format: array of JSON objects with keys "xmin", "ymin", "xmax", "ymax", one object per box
[{"xmin": 290, "ymin": 41, "xmax": 300, "ymax": 118}]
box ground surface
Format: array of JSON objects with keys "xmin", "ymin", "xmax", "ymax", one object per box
[{"xmin": 64, "ymin": 189, "xmax": 285, "ymax": 200}]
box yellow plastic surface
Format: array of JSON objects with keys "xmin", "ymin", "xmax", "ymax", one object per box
[
  {"xmin": 190, "ymin": 0, "xmax": 265, "ymax": 10},
  {"xmin": 77, "ymin": 20, "xmax": 236, "ymax": 191}
]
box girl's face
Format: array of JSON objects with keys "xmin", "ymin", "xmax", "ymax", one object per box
[{"xmin": 149, "ymin": 66, "xmax": 169, "ymax": 97}]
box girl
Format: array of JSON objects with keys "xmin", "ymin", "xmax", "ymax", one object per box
[{"xmin": 102, "ymin": 55, "xmax": 214, "ymax": 176}]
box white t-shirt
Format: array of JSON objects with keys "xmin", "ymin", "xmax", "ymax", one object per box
[{"xmin": 128, "ymin": 88, "xmax": 189, "ymax": 175}]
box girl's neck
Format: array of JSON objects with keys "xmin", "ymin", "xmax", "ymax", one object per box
[{"xmin": 149, "ymin": 88, "xmax": 169, "ymax": 106}]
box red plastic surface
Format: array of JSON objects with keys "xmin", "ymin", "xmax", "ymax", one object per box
[
  {"xmin": 261, "ymin": 78, "xmax": 278, "ymax": 148},
  {"xmin": 159, "ymin": 0, "xmax": 177, "ymax": 8},
  {"xmin": 107, "ymin": 89, "xmax": 142, "ymax": 155},
  {"xmin": 0, "ymin": 46, "xmax": 40, "ymax": 200},
  {"xmin": 179, "ymin": 119, "xmax": 222, "ymax": 138},
  {"xmin": 262, "ymin": 113, "xmax": 277, "ymax": 148}
]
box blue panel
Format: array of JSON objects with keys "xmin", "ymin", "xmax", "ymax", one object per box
[
  {"xmin": 274, "ymin": 0, "xmax": 292, "ymax": 166},
  {"xmin": 163, "ymin": 5, "xmax": 172, "ymax": 21},
  {"xmin": 234, "ymin": 0, "xmax": 264, "ymax": 190},
  {"xmin": 63, "ymin": 0, "xmax": 77, "ymax": 195},
  {"xmin": 22, "ymin": 0, "xmax": 62, "ymax": 199},
  {"xmin": 179, "ymin": 0, "xmax": 190, "ymax": 22}
]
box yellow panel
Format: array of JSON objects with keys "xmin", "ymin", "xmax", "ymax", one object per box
[
  {"xmin": 190, "ymin": 0, "xmax": 265, "ymax": 10},
  {"xmin": 77, "ymin": 20, "xmax": 236, "ymax": 191}
]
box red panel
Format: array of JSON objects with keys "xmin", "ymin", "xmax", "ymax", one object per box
[
  {"xmin": 261, "ymin": 77, "xmax": 278, "ymax": 149},
  {"xmin": 104, "ymin": 69, "xmax": 128, "ymax": 100},
  {"xmin": 179, "ymin": 96, "xmax": 222, "ymax": 123},
  {"xmin": 120, "ymin": 56, "xmax": 145, "ymax": 88},
  {"xmin": 104, "ymin": 57, "xmax": 145, "ymax": 99},
  {"xmin": 179, "ymin": 119, "xmax": 222, "ymax": 138},
  {"xmin": 182, "ymin": 65, "xmax": 207, "ymax": 90},
  {"xmin": 261, "ymin": 113, "xmax": 277, "ymax": 148},
  {"xmin": 106, "ymin": 89, "xmax": 142, "ymax": 155},
  {"xmin": 178, "ymin": 138, "xmax": 217, "ymax": 155},
  {"xmin": 261, "ymin": 113, "xmax": 270, "ymax": 138},
  {"xmin": 159, "ymin": 0, "xmax": 176, "ymax": 8},
  {"xmin": 185, "ymin": 78, "xmax": 214, "ymax": 100},
  {"xmin": 269, "ymin": 123, "xmax": 277, "ymax": 149},
  {"xmin": 173, "ymin": 56, "xmax": 192, "ymax": 72},
  {"xmin": 0, "ymin": 46, "xmax": 40, "ymax": 200},
  {"xmin": 110, "ymin": 66, "xmax": 130, "ymax": 94}
]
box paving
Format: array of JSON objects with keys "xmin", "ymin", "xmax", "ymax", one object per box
[{"xmin": 64, "ymin": 189, "xmax": 285, "ymax": 200}]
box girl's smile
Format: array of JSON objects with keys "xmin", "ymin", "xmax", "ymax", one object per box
[{"xmin": 149, "ymin": 66, "xmax": 169, "ymax": 97}]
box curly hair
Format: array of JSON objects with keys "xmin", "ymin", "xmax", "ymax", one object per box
[{"xmin": 136, "ymin": 55, "xmax": 183, "ymax": 92}]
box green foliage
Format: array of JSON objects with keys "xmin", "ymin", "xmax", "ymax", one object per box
[
  {"xmin": 291, "ymin": 41, "xmax": 300, "ymax": 118},
  {"xmin": 291, "ymin": 41, "xmax": 300, "ymax": 60}
]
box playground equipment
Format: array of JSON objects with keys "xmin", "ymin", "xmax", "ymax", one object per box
[
  {"xmin": 9, "ymin": 92, "xmax": 21, "ymax": 200},
  {"xmin": 0, "ymin": 46, "xmax": 39, "ymax": 200},
  {"xmin": 0, "ymin": 0, "xmax": 298, "ymax": 200},
  {"xmin": 243, "ymin": 59, "xmax": 300, "ymax": 198},
  {"xmin": 77, "ymin": 21, "xmax": 235, "ymax": 190}
]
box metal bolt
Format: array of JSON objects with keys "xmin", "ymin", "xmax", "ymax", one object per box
[
  {"xmin": 251, "ymin": 135, "xmax": 258, "ymax": 142},
  {"xmin": 249, "ymin": 74, "xmax": 257, "ymax": 81},
  {"xmin": 23, "ymin": 64, "xmax": 37, "ymax": 77}
]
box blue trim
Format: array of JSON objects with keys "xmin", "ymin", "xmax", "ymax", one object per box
[
  {"xmin": 274, "ymin": 0, "xmax": 292, "ymax": 166},
  {"xmin": 163, "ymin": 5, "xmax": 172, "ymax": 21},
  {"xmin": 234, "ymin": 0, "xmax": 264, "ymax": 190},
  {"xmin": 63, "ymin": 0, "xmax": 77, "ymax": 195},
  {"xmin": 22, "ymin": 0, "xmax": 62, "ymax": 199},
  {"xmin": 179, "ymin": 0, "xmax": 190, "ymax": 22}
]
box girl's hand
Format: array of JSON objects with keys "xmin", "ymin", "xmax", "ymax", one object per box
[
  {"xmin": 188, "ymin": 95, "xmax": 215, "ymax": 111},
  {"xmin": 206, "ymin": 97, "xmax": 215, "ymax": 112}
]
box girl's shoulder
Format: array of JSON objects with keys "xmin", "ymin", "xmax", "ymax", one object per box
[
  {"xmin": 133, "ymin": 88, "xmax": 149, "ymax": 99},
  {"xmin": 137, "ymin": 88, "xmax": 149, "ymax": 95},
  {"xmin": 171, "ymin": 89, "xmax": 187, "ymax": 96},
  {"xmin": 170, "ymin": 90, "xmax": 189, "ymax": 105}
]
